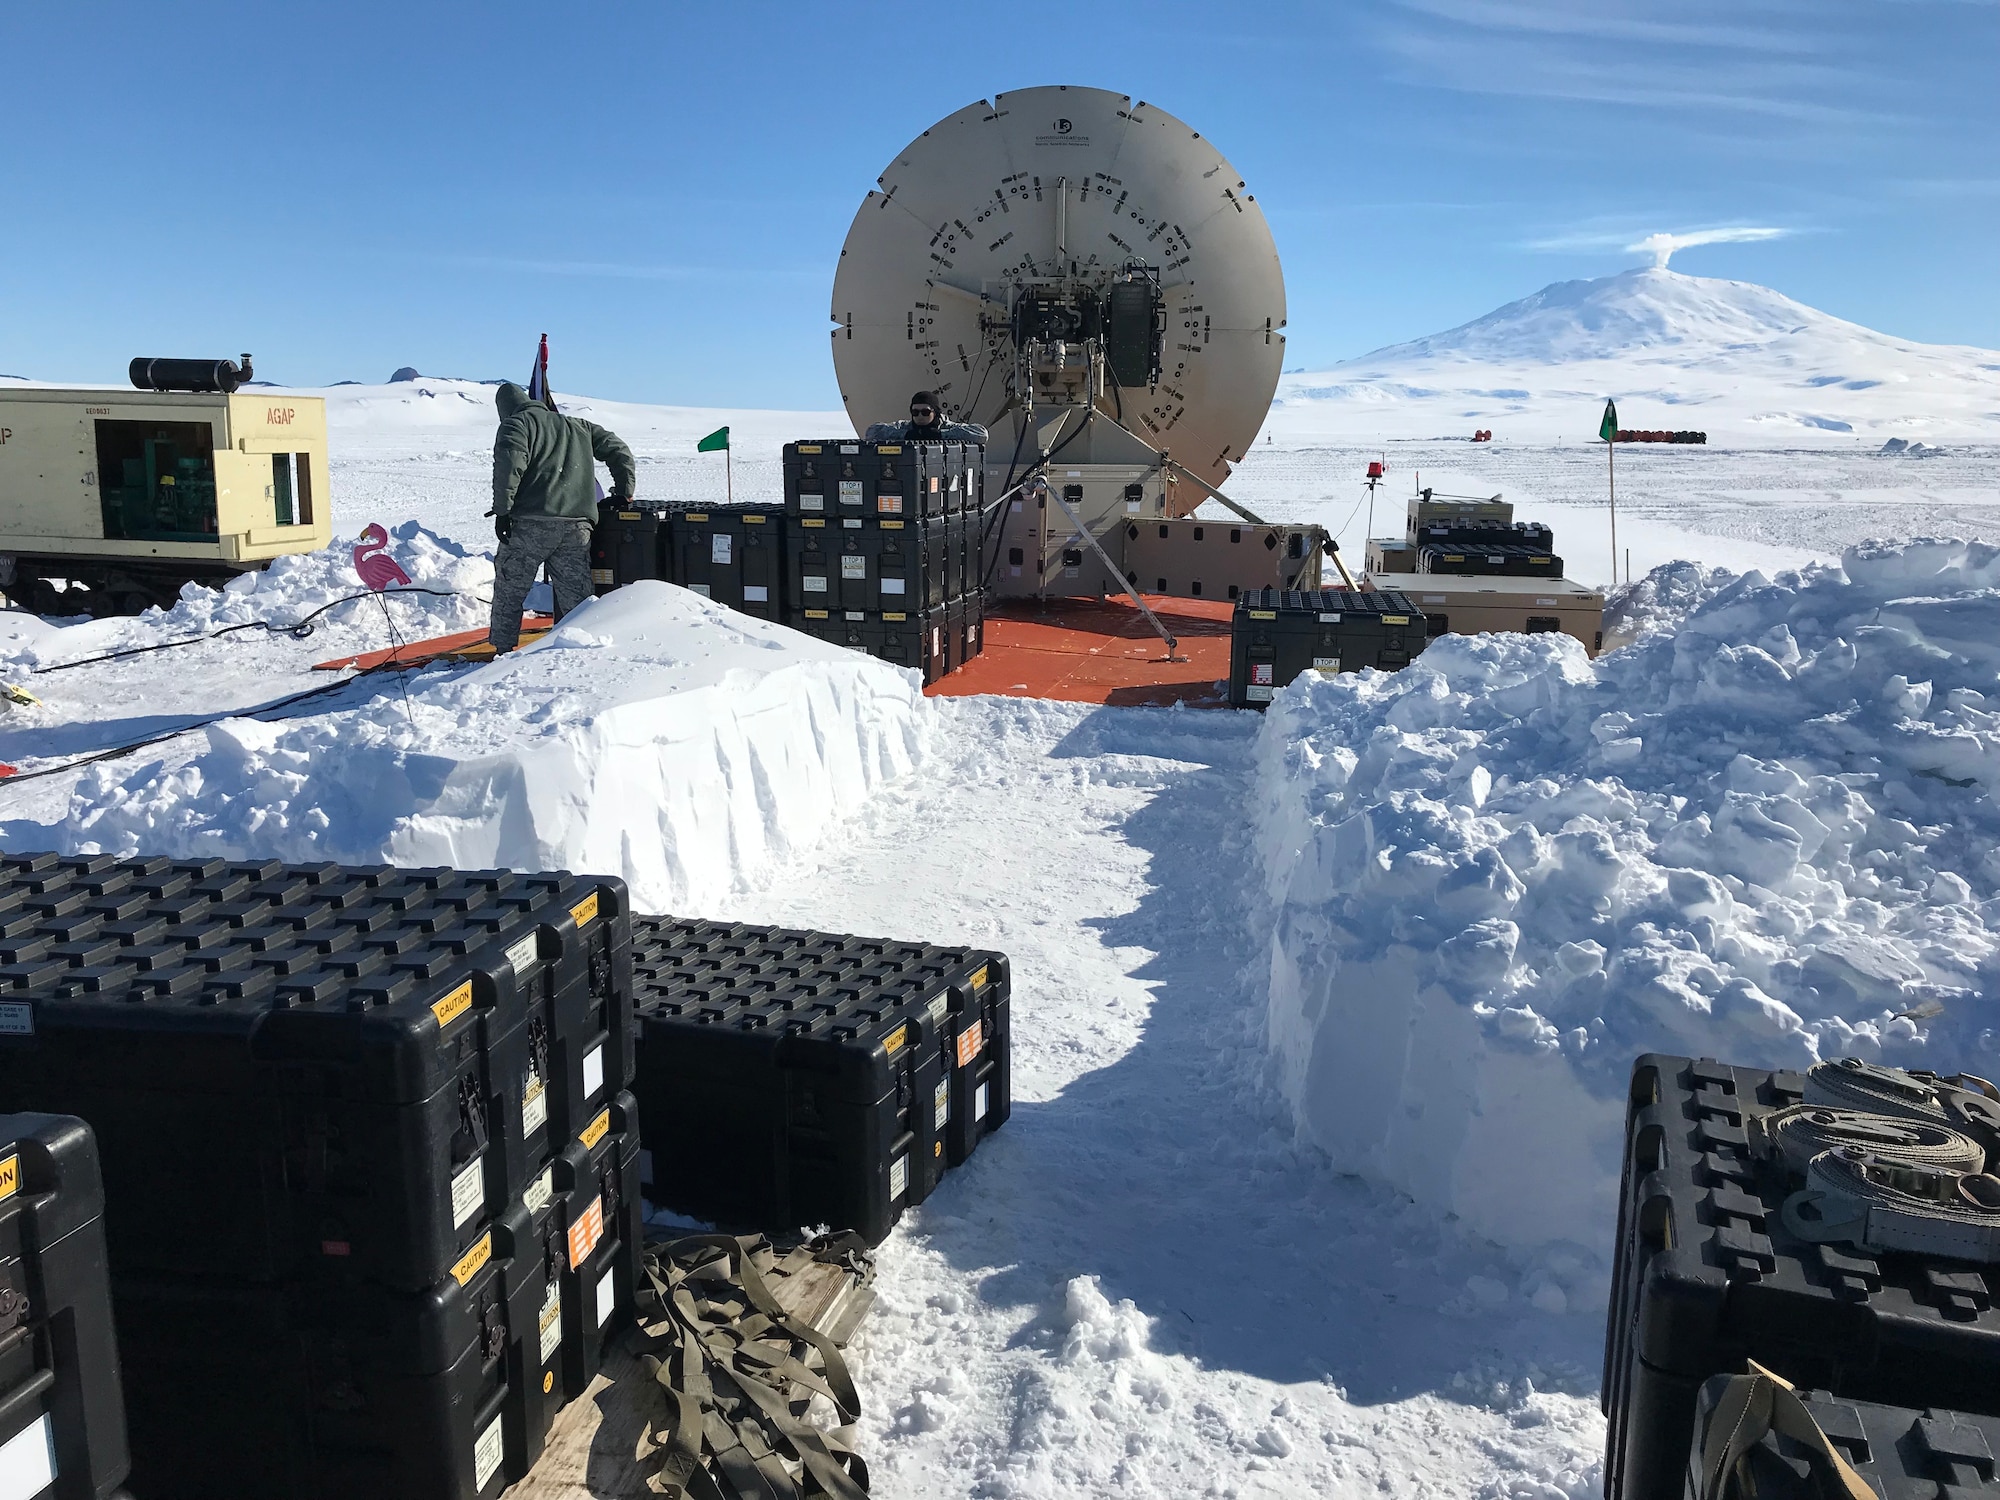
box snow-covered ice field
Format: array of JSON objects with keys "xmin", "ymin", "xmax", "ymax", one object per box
[{"xmin": 2, "ymin": 266, "xmax": 1998, "ymax": 1495}]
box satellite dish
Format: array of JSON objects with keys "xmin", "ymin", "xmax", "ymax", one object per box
[{"xmin": 832, "ymin": 85, "xmax": 1285, "ymax": 494}]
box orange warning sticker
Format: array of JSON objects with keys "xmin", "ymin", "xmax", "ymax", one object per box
[
  {"xmin": 955, "ymin": 1020, "xmax": 984, "ymax": 1070},
  {"xmin": 451, "ymin": 1231, "xmax": 493, "ymax": 1287},
  {"xmin": 432, "ymin": 980, "xmax": 473, "ymax": 1033},
  {"xmin": 0, "ymin": 1155, "xmax": 16, "ymax": 1203},
  {"xmin": 968, "ymin": 965, "xmax": 989, "ymax": 991},
  {"xmin": 580, "ymin": 1107, "xmax": 611, "ymax": 1151},
  {"xmin": 882, "ymin": 1024, "xmax": 907, "ymax": 1057},
  {"xmin": 568, "ymin": 1194, "xmax": 606, "ymax": 1269},
  {"xmin": 569, "ymin": 891, "xmax": 600, "ymax": 929}
]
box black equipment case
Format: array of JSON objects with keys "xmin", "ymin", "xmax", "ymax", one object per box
[
  {"xmin": 1228, "ymin": 588, "xmax": 1428, "ymax": 708},
  {"xmin": 0, "ymin": 1113, "xmax": 129, "ymax": 1500},
  {"xmin": 0, "ymin": 853, "xmax": 638, "ymax": 1500},
  {"xmin": 632, "ymin": 916, "xmax": 1010, "ymax": 1245},
  {"xmin": 1608, "ymin": 1054, "xmax": 2000, "ymax": 1500},
  {"xmin": 1687, "ymin": 1377, "xmax": 2000, "ymax": 1500}
]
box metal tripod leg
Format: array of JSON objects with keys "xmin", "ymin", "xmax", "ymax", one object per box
[{"xmin": 1035, "ymin": 478, "xmax": 1180, "ymax": 656}]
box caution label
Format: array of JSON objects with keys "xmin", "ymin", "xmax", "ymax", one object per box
[
  {"xmin": 882, "ymin": 1024, "xmax": 907, "ymax": 1057},
  {"xmin": 451, "ymin": 1231, "xmax": 493, "ymax": 1287},
  {"xmin": 539, "ymin": 1281, "xmax": 563, "ymax": 1362},
  {"xmin": 432, "ymin": 980, "xmax": 473, "ymax": 1033},
  {"xmin": 956, "ymin": 1020, "xmax": 984, "ymax": 1070},
  {"xmin": 568, "ymin": 1194, "xmax": 605, "ymax": 1270},
  {"xmin": 580, "ymin": 1107, "xmax": 611, "ymax": 1152},
  {"xmin": 0, "ymin": 1155, "xmax": 17, "ymax": 1203},
  {"xmin": 968, "ymin": 965, "xmax": 989, "ymax": 992},
  {"xmin": 522, "ymin": 1070, "xmax": 548, "ymax": 1137},
  {"xmin": 569, "ymin": 891, "xmax": 600, "ymax": 929}
]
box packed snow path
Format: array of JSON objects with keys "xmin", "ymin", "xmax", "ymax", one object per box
[{"xmin": 716, "ymin": 697, "xmax": 1602, "ymax": 1499}]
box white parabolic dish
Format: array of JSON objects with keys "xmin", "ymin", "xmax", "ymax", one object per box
[{"xmin": 831, "ymin": 85, "xmax": 1286, "ymax": 492}]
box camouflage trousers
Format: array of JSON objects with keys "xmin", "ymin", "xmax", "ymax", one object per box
[{"xmin": 488, "ymin": 514, "xmax": 595, "ymax": 652}]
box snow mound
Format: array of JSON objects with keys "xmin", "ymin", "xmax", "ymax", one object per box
[
  {"xmin": 58, "ymin": 584, "xmax": 927, "ymax": 909},
  {"xmin": 1253, "ymin": 539, "xmax": 2000, "ymax": 1269}
]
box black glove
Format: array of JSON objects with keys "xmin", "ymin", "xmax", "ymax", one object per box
[{"xmin": 494, "ymin": 514, "xmax": 512, "ymax": 544}]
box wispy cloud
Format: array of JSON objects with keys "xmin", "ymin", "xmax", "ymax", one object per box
[
  {"xmin": 1524, "ymin": 222, "xmax": 1801, "ymax": 266},
  {"xmin": 427, "ymin": 255, "xmax": 821, "ymax": 282},
  {"xmin": 1371, "ymin": 0, "xmax": 1898, "ymax": 128}
]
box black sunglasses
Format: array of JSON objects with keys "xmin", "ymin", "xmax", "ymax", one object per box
[{"xmin": 910, "ymin": 405, "xmax": 936, "ymax": 416}]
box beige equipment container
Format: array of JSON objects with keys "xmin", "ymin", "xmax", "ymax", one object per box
[
  {"xmin": 0, "ymin": 386, "xmax": 331, "ymax": 614},
  {"xmin": 1123, "ymin": 517, "xmax": 1323, "ymax": 601},
  {"xmin": 1372, "ymin": 573, "xmax": 1605, "ymax": 656}
]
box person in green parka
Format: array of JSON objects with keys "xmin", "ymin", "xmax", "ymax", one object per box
[{"xmin": 487, "ymin": 381, "xmax": 637, "ymax": 651}]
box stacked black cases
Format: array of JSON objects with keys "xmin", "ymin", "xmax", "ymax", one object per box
[
  {"xmin": 0, "ymin": 853, "xmax": 636, "ymax": 1500},
  {"xmin": 1607, "ymin": 1055, "xmax": 2000, "ymax": 1500},
  {"xmin": 631, "ymin": 917, "xmax": 1011, "ymax": 1246},
  {"xmin": 781, "ymin": 441, "xmax": 931, "ymax": 521},
  {"xmin": 1228, "ymin": 588, "xmax": 1428, "ymax": 708},
  {"xmin": 588, "ymin": 501, "xmax": 672, "ymax": 594},
  {"xmin": 667, "ymin": 505, "xmax": 785, "ymax": 619},
  {"xmin": 0, "ymin": 1113, "xmax": 129, "ymax": 1500},
  {"xmin": 1686, "ymin": 1380, "xmax": 2000, "ymax": 1500},
  {"xmin": 1412, "ymin": 519, "xmax": 1555, "ymax": 552},
  {"xmin": 1418, "ymin": 543, "xmax": 1562, "ymax": 578}
]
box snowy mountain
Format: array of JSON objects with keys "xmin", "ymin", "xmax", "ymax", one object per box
[{"xmin": 1268, "ymin": 267, "xmax": 2000, "ymax": 446}]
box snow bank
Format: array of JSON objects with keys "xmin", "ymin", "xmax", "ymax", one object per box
[
  {"xmin": 1253, "ymin": 539, "xmax": 2000, "ymax": 1275},
  {"xmin": 59, "ymin": 583, "xmax": 927, "ymax": 910}
]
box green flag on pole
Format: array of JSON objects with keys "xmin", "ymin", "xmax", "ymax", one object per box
[
  {"xmin": 1598, "ymin": 401, "xmax": 1618, "ymax": 442},
  {"xmin": 697, "ymin": 425, "xmax": 730, "ymax": 453}
]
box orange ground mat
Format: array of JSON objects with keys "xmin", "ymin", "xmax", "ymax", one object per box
[
  {"xmin": 930, "ymin": 595, "xmax": 1236, "ymax": 708},
  {"xmin": 313, "ymin": 615, "xmax": 553, "ymax": 671}
]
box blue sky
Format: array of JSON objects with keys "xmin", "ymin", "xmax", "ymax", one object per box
[{"xmin": 4, "ymin": 0, "xmax": 1995, "ymax": 407}]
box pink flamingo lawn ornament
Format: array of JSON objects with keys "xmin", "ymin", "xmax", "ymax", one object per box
[{"xmin": 352, "ymin": 523, "xmax": 411, "ymax": 591}]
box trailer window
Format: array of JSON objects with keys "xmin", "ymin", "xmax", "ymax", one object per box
[
  {"xmin": 94, "ymin": 421, "xmax": 218, "ymax": 541},
  {"xmin": 1525, "ymin": 616, "xmax": 1563, "ymax": 634},
  {"xmin": 268, "ymin": 453, "xmax": 314, "ymax": 526}
]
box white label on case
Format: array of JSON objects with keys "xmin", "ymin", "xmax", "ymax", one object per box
[
  {"xmin": 0, "ymin": 1003, "xmax": 32, "ymax": 1036},
  {"xmin": 840, "ymin": 555, "xmax": 867, "ymax": 579},
  {"xmin": 582, "ymin": 1043, "xmax": 605, "ymax": 1103},
  {"xmin": 744, "ymin": 585, "xmax": 768, "ymax": 603},
  {"xmin": 975, "ymin": 1082, "xmax": 990, "ymax": 1121},
  {"xmin": 926, "ymin": 993, "xmax": 948, "ymax": 1024},
  {"xmin": 838, "ymin": 480, "xmax": 863, "ymax": 506},
  {"xmin": 689, "ymin": 583, "xmax": 711, "ymax": 598},
  {"xmin": 522, "ymin": 1070, "xmax": 548, "ymax": 1136},
  {"xmin": 524, "ymin": 1164, "xmax": 554, "ymax": 1216},
  {"xmin": 451, "ymin": 1156, "xmax": 486, "ymax": 1230},
  {"xmin": 1247, "ymin": 685, "xmax": 1275, "ymax": 702},
  {"xmin": 889, "ymin": 1154, "xmax": 908, "ymax": 1203},
  {"xmin": 0, "ymin": 1413, "xmax": 55, "ymax": 1500},
  {"xmin": 711, "ymin": 534, "xmax": 732, "ymax": 564},
  {"xmin": 505, "ymin": 932, "xmax": 539, "ymax": 977},
  {"xmin": 595, "ymin": 1266, "xmax": 618, "ymax": 1328},
  {"xmin": 1313, "ymin": 657, "xmax": 1341, "ymax": 673},
  {"xmin": 800, "ymin": 492, "xmax": 824, "ymax": 511},
  {"xmin": 539, "ymin": 1280, "xmax": 563, "ymax": 1362},
  {"xmin": 473, "ymin": 1411, "xmax": 505, "ymax": 1491},
  {"xmin": 803, "ymin": 575, "xmax": 828, "ymax": 593},
  {"xmin": 934, "ymin": 1078, "xmax": 950, "ymax": 1130},
  {"xmin": 881, "ymin": 576, "xmax": 906, "ymax": 595}
]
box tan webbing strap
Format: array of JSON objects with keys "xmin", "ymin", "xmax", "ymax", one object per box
[
  {"xmin": 636, "ymin": 1232, "xmax": 875, "ymax": 1500},
  {"xmin": 1698, "ymin": 1361, "xmax": 1877, "ymax": 1500}
]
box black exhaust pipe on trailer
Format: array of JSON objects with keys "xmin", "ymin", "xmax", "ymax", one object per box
[{"xmin": 128, "ymin": 353, "xmax": 254, "ymax": 394}]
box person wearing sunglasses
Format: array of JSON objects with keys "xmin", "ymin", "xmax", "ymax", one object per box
[{"xmin": 862, "ymin": 390, "xmax": 988, "ymax": 444}]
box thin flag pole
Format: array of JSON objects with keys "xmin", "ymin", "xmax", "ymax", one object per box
[
  {"xmin": 1600, "ymin": 398, "xmax": 1619, "ymax": 587},
  {"xmin": 726, "ymin": 444, "xmax": 733, "ymax": 505}
]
